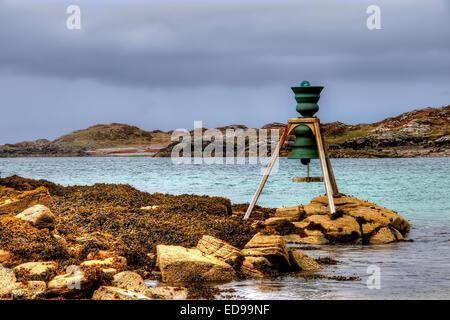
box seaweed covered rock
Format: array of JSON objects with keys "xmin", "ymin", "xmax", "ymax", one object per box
[
  {"xmin": 241, "ymin": 233, "xmax": 290, "ymax": 272},
  {"xmin": 0, "ymin": 186, "xmax": 54, "ymax": 216},
  {"xmin": 0, "ymin": 217, "xmax": 68, "ymax": 265},
  {"xmin": 156, "ymin": 245, "xmax": 235, "ymax": 283},
  {"xmin": 0, "ymin": 249, "xmax": 10, "ymax": 263},
  {"xmin": 13, "ymin": 261, "xmax": 58, "ymax": 281},
  {"xmin": 16, "ymin": 205, "xmax": 55, "ymax": 229}
]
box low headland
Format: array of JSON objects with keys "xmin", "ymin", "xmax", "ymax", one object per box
[
  {"xmin": 0, "ymin": 106, "xmax": 449, "ymax": 158},
  {"xmin": 0, "ymin": 175, "xmax": 410, "ymax": 300}
]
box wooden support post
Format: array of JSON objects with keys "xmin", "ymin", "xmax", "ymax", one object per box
[
  {"xmin": 243, "ymin": 124, "xmax": 290, "ymax": 220},
  {"xmin": 313, "ymin": 121, "xmax": 336, "ymax": 214}
]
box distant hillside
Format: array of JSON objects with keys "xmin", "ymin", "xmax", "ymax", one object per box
[{"xmin": 0, "ymin": 106, "xmax": 448, "ymax": 158}]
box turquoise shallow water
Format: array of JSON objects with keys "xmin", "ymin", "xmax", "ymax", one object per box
[{"xmin": 0, "ymin": 157, "xmax": 449, "ymax": 299}]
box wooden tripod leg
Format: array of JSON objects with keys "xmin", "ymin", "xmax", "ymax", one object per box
[
  {"xmin": 243, "ymin": 124, "xmax": 290, "ymax": 220},
  {"xmin": 313, "ymin": 122, "xmax": 336, "ymax": 215},
  {"xmin": 324, "ymin": 149, "xmax": 339, "ymax": 195}
]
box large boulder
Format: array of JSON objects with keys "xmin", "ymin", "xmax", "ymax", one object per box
[
  {"xmin": 112, "ymin": 271, "xmax": 147, "ymax": 293},
  {"xmin": 289, "ymin": 250, "xmax": 321, "ymax": 272},
  {"xmin": 156, "ymin": 245, "xmax": 235, "ymax": 283},
  {"xmin": 241, "ymin": 233, "xmax": 290, "ymax": 271},
  {"xmin": 0, "ymin": 187, "xmax": 53, "ymax": 216},
  {"xmin": 13, "ymin": 261, "xmax": 58, "ymax": 281},
  {"xmin": 15, "ymin": 205, "xmax": 55, "ymax": 229},
  {"xmin": 92, "ymin": 286, "xmax": 152, "ymax": 300},
  {"xmin": 0, "ymin": 265, "xmax": 16, "ymax": 299},
  {"xmin": 196, "ymin": 235, "xmax": 241, "ymax": 265}
]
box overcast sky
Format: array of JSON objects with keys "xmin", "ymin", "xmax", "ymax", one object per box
[{"xmin": 0, "ymin": 0, "xmax": 449, "ymax": 144}]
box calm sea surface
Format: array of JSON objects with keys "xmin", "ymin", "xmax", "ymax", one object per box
[{"xmin": 0, "ymin": 157, "xmax": 449, "ymax": 299}]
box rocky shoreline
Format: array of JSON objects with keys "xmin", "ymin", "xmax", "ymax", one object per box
[
  {"xmin": 0, "ymin": 176, "xmax": 410, "ymax": 300},
  {"xmin": 0, "ymin": 106, "xmax": 448, "ymax": 159}
]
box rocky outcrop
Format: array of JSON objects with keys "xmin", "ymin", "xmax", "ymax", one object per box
[
  {"xmin": 16, "ymin": 205, "xmax": 55, "ymax": 229},
  {"xmin": 272, "ymin": 195, "xmax": 410, "ymax": 244},
  {"xmin": 156, "ymin": 245, "xmax": 235, "ymax": 283}
]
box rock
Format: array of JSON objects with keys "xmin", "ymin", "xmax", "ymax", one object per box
[
  {"xmin": 296, "ymin": 214, "xmax": 361, "ymax": 242},
  {"xmin": 11, "ymin": 281, "xmax": 46, "ymax": 300},
  {"xmin": 369, "ymin": 227, "xmax": 399, "ymax": 244},
  {"xmin": 263, "ymin": 217, "xmax": 295, "ymax": 226},
  {"xmin": 0, "ymin": 187, "xmax": 53, "ymax": 216},
  {"xmin": 303, "ymin": 202, "xmax": 329, "ymax": 217},
  {"xmin": 0, "ymin": 249, "xmax": 11, "ymax": 263},
  {"xmin": 0, "ymin": 265, "xmax": 16, "ymax": 298},
  {"xmin": 274, "ymin": 205, "xmax": 304, "ymax": 220},
  {"xmin": 240, "ymin": 256, "xmax": 272, "ymax": 278},
  {"xmin": 283, "ymin": 230, "xmax": 329, "ymax": 245},
  {"xmin": 112, "ymin": 271, "xmax": 147, "ymax": 293},
  {"xmin": 102, "ymin": 268, "xmax": 118, "ymax": 277},
  {"xmin": 13, "ymin": 261, "xmax": 58, "ymax": 281},
  {"xmin": 310, "ymin": 195, "xmax": 410, "ymax": 235},
  {"xmin": 140, "ymin": 205, "xmax": 160, "ymax": 211},
  {"xmin": 47, "ymin": 270, "xmax": 96, "ymax": 297},
  {"xmin": 81, "ymin": 256, "xmax": 127, "ymax": 269},
  {"xmin": 289, "ymin": 250, "xmax": 321, "ymax": 271},
  {"xmin": 156, "ymin": 245, "xmax": 235, "ymax": 283},
  {"xmin": 145, "ymin": 286, "xmax": 188, "ymax": 300},
  {"xmin": 196, "ymin": 235, "xmax": 242, "ymax": 265},
  {"xmin": 92, "ymin": 286, "xmax": 152, "ymax": 300},
  {"xmin": 241, "ymin": 233, "xmax": 290, "ymax": 271},
  {"xmin": 15, "ymin": 204, "xmax": 55, "ymax": 229}
]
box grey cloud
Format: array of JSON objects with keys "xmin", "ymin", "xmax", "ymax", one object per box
[{"xmin": 0, "ymin": 0, "xmax": 449, "ymax": 88}]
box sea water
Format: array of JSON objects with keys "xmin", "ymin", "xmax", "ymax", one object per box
[{"xmin": 0, "ymin": 157, "xmax": 449, "ymax": 299}]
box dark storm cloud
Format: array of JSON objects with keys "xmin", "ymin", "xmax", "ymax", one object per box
[{"xmin": 0, "ymin": 0, "xmax": 449, "ymax": 88}]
